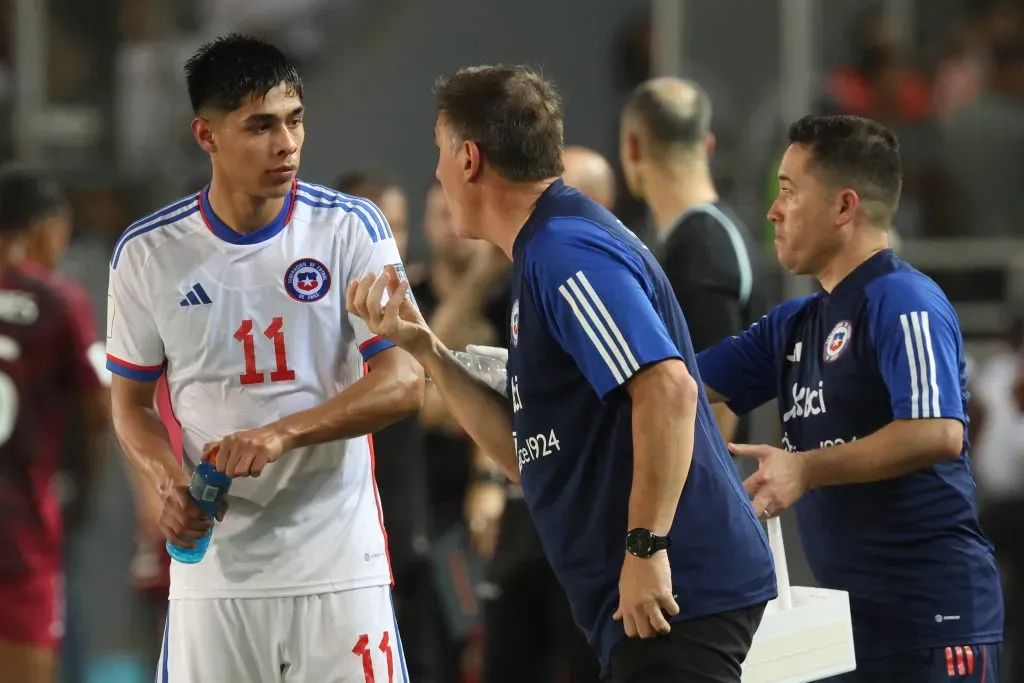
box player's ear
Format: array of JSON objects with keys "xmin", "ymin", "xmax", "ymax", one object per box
[
  {"xmin": 463, "ymin": 140, "xmax": 482, "ymax": 182},
  {"xmin": 836, "ymin": 188, "xmax": 859, "ymax": 228},
  {"xmin": 192, "ymin": 116, "xmax": 217, "ymax": 155}
]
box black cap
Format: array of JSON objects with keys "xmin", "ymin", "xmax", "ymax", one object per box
[{"xmin": 0, "ymin": 167, "xmax": 67, "ymax": 235}]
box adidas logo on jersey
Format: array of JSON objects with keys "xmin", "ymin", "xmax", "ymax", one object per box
[{"xmin": 179, "ymin": 283, "xmax": 213, "ymax": 307}]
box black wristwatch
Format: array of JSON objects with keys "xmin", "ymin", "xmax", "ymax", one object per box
[{"xmin": 626, "ymin": 528, "xmax": 671, "ymax": 558}]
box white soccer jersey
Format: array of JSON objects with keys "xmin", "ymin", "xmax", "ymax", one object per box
[{"xmin": 106, "ymin": 180, "xmax": 402, "ymax": 599}]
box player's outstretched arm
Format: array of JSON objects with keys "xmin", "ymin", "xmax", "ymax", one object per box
[
  {"xmin": 346, "ymin": 266, "xmax": 519, "ymax": 482},
  {"xmin": 271, "ymin": 346, "xmax": 425, "ymax": 449}
]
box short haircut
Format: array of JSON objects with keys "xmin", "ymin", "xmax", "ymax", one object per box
[
  {"xmin": 334, "ymin": 169, "xmax": 399, "ymax": 205},
  {"xmin": 788, "ymin": 114, "xmax": 902, "ymax": 225},
  {"xmin": 623, "ymin": 78, "xmax": 712, "ymax": 154},
  {"xmin": 0, "ymin": 167, "xmax": 67, "ymax": 234},
  {"xmin": 434, "ymin": 65, "xmax": 565, "ymax": 182},
  {"xmin": 184, "ymin": 34, "xmax": 303, "ymax": 115}
]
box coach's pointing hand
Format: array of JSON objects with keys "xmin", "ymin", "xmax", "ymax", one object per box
[
  {"xmin": 346, "ymin": 265, "xmax": 432, "ymax": 358},
  {"xmin": 730, "ymin": 443, "xmax": 810, "ymax": 518},
  {"xmin": 614, "ymin": 552, "xmax": 680, "ymax": 638}
]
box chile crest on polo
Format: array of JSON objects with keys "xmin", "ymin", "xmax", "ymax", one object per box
[
  {"xmin": 823, "ymin": 320, "xmax": 852, "ymax": 362},
  {"xmin": 284, "ymin": 258, "xmax": 332, "ymax": 302}
]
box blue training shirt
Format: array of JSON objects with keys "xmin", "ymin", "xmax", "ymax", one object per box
[
  {"xmin": 698, "ymin": 249, "xmax": 1003, "ymax": 660},
  {"xmin": 507, "ymin": 180, "xmax": 777, "ymax": 665}
]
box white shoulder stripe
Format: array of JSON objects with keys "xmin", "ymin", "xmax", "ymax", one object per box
[
  {"xmin": 899, "ymin": 311, "xmax": 941, "ymax": 418},
  {"xmin": 558, "ymin": 270, "xmax": 640, "ymax": 386}
]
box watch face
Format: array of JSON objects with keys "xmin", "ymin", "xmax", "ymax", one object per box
[{"xmin": 626, "ymin": 529, "xmax": 652, "ymax": 556}]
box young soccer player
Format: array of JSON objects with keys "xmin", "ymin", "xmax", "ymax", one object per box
[{"xmin": 107, "ymin": 35, "xmax": 424, "ymax": 682}]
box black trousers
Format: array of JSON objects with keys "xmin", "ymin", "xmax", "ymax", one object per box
[{"xmin": 601, "ymin": 603, "xmax": 767, "ymax": 683}]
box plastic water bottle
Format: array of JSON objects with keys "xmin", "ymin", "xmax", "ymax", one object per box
[
  {"xmin": 449, "ymin": 347, "xmax": 508, "ymax": 397},
  {"xmin": 165, "ymin": 462, "xmax": 231, "ymax": 564}
]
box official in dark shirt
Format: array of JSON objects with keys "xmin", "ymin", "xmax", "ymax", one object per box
[
  {"xmin": 699, "ymin": 115, "xmax": 1003, "ymax": 683},
  {"xmin": 620, "ymin": 77, "xmax": 763, "ymax": 442},
  {"xmin": 347, "ymin": 64, "xmax": 775, "ymax": 683}
]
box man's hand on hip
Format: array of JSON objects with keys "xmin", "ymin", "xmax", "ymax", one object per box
[{"xmin": 613, "ymin": 551, "xmax": 680, "ymax": 638}]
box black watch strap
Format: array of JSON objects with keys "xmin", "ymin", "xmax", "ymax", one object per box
[{"xmin": 626, "ymin": 528, "xmax": 671, "ymax": 558}]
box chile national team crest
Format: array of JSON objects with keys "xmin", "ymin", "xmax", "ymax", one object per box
[
  {"xmin": 823, "ymin": 320, "xmax": 852, "ymax": 362},
  {"xmin": 510, "ymin": 299, "xmax": 520, "ymax": 347},
  {"xmin": 284, "ymin": 258, "xmax": 332, "ymax": 302}
]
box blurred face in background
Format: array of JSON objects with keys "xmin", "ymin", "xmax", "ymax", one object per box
[
  {"xmin": 194, "ymin": 83, "xmax": 304, "ymax": 200},
  {"xmin": 424, "ymin": 182, "xmax": 481, "ymax": 266},
  {"xmin": 768, "ymin": 144, "xmax": 844, "ymax": 276},
  {"xmin": 375, "ymin": 187, "xmax": 408, "ymax": 259},
  {"xmin": 28, "ymin": 208, "xmax": 72, "ymax": 270}
]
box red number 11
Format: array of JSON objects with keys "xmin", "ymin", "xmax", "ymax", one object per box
[
  {"xmin": 352, "ymin": 632, "xmax": 395, "ymax": 683},
  {"xmin": 233, "ymin": 317, "xmax": 296, "ymax": 385}
]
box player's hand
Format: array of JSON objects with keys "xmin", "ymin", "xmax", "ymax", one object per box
[
  {"xmin": 730, "ymin": 442, "xmax": 810, "ymax": 518},
  {"xmin": 158, "ymin": 477, "xmax": 215, "ymax": 549},
  {"xmin": 613, "ymin": 552, "xmax": 680, "ymax": 638},
  {"xmin": 346, "ymin": 265, "xmax": 433, "ymax": 359},
  {"xmin": 205, "ymin": 425, "xmax": 288, "ymax": 478}
]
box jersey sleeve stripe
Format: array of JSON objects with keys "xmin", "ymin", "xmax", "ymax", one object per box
[
  {"xmin": 574, "ymin": 272, "xmax": 640, "ymax": 373},
  {"xmin": 920, "ymin": 311, "xmax": 942, "ymax": 417},
  {"xmin": 306, "ymin": 181, "xmax": 394, "ymax": 240},
  {"xmin": 899, "ymin": 313, "xmax": 921, "ymax": 418},
  {"xmin": 111, "ymin": 205, "xmax": 200, "ymax": 269},
  {"xmin": 563, "ymin": 276, "xmax": 635, "ymax": 380},
  {"xmin": 112, "ymin": 195, "xmax": 198, "ymax": 262},
  {"xmin": 358, "ymin": 336, "xmax": 395, "ymax": 361},
  {"xmin": 558, "ymin": 281, "xmax": 626, "ymax": 385},
  {"xmin": 295, "ymin": 192, "xmax": 382, "ymax": 244},
  {"xmin": 910, "ymin": 311, "xmax": 934, "ymax": 418},
  {"xmin": 106, "ymin": 353, "xmax": 164, "ymax": 381},
  {"xmin": 297, "ymin": 182, "xmax": 392, "ymax": 241}
]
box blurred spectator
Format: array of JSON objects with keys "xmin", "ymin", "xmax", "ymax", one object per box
[
  {"xmin": 943, "ymin": 35, "xmax": 1024, "ymax": 237},
  {"xmin": 335, "ymin": 169, "xmax": 439, "ymax": 683},
  {"xmin": 934, "ymin": 0, "xmax": 1021, "ymax": 118},
  {"xmin": 620, "ymin": 77, "xmax": 763, "ymax": 443},
  {"xmin": 824, "ymin": 7, "xmax": 954, "ymax": 238},
  {"xmin": 972, "ymin": 308, "xmax": 1024, "ymax": 681},
  {"xmin": 335, "ymin": 169, "xmax": 411, "ymax": 263},
  {"xmin": 823, "ymin": 6, "xmax": 932, "ymax": 125},
  {"xmin": 413, "ymin": 180, "xmax": 510, "ymax": 683}
]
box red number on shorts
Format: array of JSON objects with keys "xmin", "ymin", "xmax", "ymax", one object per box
[
  {"xmin": 233, "ymin": 317, "xmax": 296, "ymax": 385},
  {"xmin": 352, "ymin": 632, "xmax": 395, "ymax": 683}
]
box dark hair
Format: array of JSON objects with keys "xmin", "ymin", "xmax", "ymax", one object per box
[
  {"xmin": 184, "ymin": 34, "xmax": 303, "ymax": 114},
  {"xmin": 334, "ymin": 169, "xmax": 400, "ymax": 205},
  {"xmin": 434, "ymin": 65, "xmax": 565, "ymax": 182},
  {"xmin": 0, "ymin": 167, "xmax": 67, "ymax": 234},
  {"xmin": 623, "ymin": 78, "xmax": 712, "ymax": 153},
  {"xmin": 788, "ymin": 114, "xmax": 902, "ymax": 225}
]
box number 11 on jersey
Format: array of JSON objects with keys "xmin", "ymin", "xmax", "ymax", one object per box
[{"xmin": 233, "ymin": 317, "xmax": 296, "ymax": 385}]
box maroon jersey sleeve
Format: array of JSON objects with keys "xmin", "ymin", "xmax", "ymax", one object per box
[{"xmin": 55, "ymin": 279, "xmax": 106, "ymax": 396}]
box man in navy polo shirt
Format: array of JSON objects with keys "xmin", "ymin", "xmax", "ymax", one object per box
[
  {"xmin": 347, "ymin": 64, "xmax": 777, "ymax": 682},
  {"xmin": 698, "ymin": 114, "xmax": 1003, "ymax": 682}
]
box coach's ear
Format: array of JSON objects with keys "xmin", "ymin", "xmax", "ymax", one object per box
[{"xmin": 192, "ymin": 116, "xmax": 216, "ymax": 154}]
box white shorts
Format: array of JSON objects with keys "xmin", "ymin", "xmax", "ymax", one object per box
[{"xmin": 156, "ymin": 585, "xmax": 408, "ymax": 683}]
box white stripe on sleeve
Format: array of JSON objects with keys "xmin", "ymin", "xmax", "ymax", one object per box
[
  {"xmin": 558, "ymin": 282, "xmax": 626, "ymax": 385},
  {"xmin": 899, "ymin": 313, "xmax": 922, "ymax": 418},
  {"xmin": 910, "ymin": 312, "xmax": 932, "ymax": 417},
  {"xmin": 920, "ymin": 311, "xmax": 942, "ymax": 417}
]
